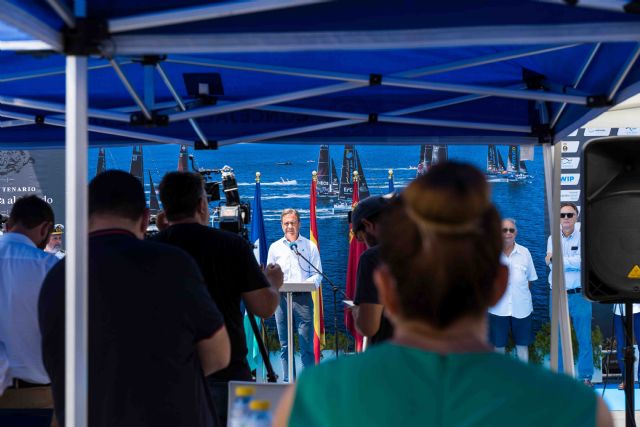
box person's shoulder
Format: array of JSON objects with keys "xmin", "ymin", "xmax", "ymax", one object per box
[
  {"xmin": 485, "ymin": 353, "xmax": 593, "ymax": 398},
  {"xmin": 515, "ymin": 243, "xmax": 533, "ymax": 256}
]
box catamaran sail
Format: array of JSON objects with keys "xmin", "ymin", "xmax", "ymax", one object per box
[
  {"xmin": 417, "ymin": 144, "xmax": 447, "ymax": 176},
  {"xmin": 519, "ymin": 160, "xmax": 528, "ymax": 174},
  {"xmin": 417, "ymin": 145, "xmax": 433, "ymax": 176},
  {"xmin": 496, "ymin": 149, "xmax": 506, "ymax": 173},
  {"xmin": 338, "ymin": 145, "xmax": 369, "ymax": 200},
  {"xmin": 507, "ymin": 145, "xmax": 520, "ymax": 173},
  {"xmin": 355, "ymin": 150, "xmax": 370, "ymax": 199},
  {"xmin": 432, "ymin": 145, "xmax": 448, "ymax": 164},
  {"xmin": 338, "ymin": 145, "xmax": 356, "ymax": 199},
  {"xmin": 330, "ymin": 159, "xmax": 339, "ymax": 194},
  {"xmin": 148, "ymin": 170, "xmax": 160, "ymax": 215},
  {"xmin": 317, "ymin": 145, "xmax": 339, "ymax": 199},
  {"xmin": 317, "ymin": 145, "xmax": 331, "ymax": 196},
  {"xmin": 130, "ymin": 146, "xmax": 144, "ymax": 185},
  {"xmin": 177, "ymin": 144, "xmax": 189, "ymax": 172},
  {"xmin": 96, "ymin": 148, "xmax": 106, "ymax": 176}
]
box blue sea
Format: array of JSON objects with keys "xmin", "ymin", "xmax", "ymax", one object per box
[{"xmin": 88, "ymin": 144, "xmax": 549, "ymax": 337}]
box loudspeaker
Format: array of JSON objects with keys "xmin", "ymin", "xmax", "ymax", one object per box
[{"xmin": 583, "ymin": 137, "xmax": 640, "ymax": 302}]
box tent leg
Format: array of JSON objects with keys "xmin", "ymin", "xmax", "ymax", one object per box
[
  {"xmin": 65, "ymin": 55, "xmax": 89, "ymax": 427},
  {"xmin": 543, "ymin": 143, "xmax": 574, "ymax": 375}
]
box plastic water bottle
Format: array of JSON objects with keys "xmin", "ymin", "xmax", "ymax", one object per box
[
  {"xmin": 246, "ymin": 400, "xmax": 271, "ymax": 427},
  {"xmin": 229, "ymin": 385, "xmax": 256, "ymax": 427}
]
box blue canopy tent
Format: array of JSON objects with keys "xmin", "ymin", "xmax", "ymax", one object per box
[{"xmin": 2, "ymin": 1, "xmax": 640, "ymax": 424}]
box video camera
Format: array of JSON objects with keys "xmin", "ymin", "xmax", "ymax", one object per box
[{"xmin": 189, "ymin": 156, "xmax": 251, "ymax": 239}]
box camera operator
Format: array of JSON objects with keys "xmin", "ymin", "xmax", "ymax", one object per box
[{"xmin": 151, "ymin": 171, "xmax": 283, "ymax": 426}]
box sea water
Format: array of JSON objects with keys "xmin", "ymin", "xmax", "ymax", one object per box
[{"xmin": 88, "ymin": 143, "xmax": 549, "ymax": 338}]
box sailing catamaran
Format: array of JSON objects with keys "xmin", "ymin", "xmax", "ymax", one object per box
[
  {"xmin": 506, "ymin": 145, "xmax": 531, "ymax": 182},
  {"xmin": 486, "ymin": 144, "xmax": 510, "ymax": 182},
  {"xmin": 177, "ymin": 144, "xmax": 189, "ymax": 172},
  {"xmin": 487, "ymin": 145, "xmax": 530, "ymax": 182},
  {"xmin": 316, "ymin": 145, "xmax": 339, "ymax": 200},
  {"xmin": 333, "ymin": 145, "xmax": 369, "ymax": 213},
  {"xmin": 148, "ymin": 170, "xmax": 160, "ymax": 216},
  {"xmin": 96, "ymin": 148, "xmax": 106, "ymax": 176},
  {"xmin": 416, "ymin": 144, "xmax": 448, "ymax": 176},
  {"xmin": 130, "ymin": 145, "xmax": 144, "ymax": 184}
]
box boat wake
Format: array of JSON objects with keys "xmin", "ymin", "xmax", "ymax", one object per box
[{"xmin": 238, "ymin": 180, "xmax": 298, "ymax": 186}]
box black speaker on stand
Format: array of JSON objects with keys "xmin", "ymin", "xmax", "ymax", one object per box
[{"xmin": 583, "ymin": 137, "xmax": 640, "ymax": 427}]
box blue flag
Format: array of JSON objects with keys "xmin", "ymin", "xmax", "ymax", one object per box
[
  {"xmin": 246, "ymin": 174, "xmax": 267, "ymax": 373},
  {"xmin": 250, "ymin": 178, "xmax": 267, "ymax": 266}
]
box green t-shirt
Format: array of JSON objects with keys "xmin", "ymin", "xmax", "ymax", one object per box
[{"xmin": 290, "ymin": 343, "xmax": 596, "ymax": 427}]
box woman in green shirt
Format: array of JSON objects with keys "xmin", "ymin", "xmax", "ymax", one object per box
[{"xmin": 275, "ymin": 162, "xmax": 612, "ymax": 427}]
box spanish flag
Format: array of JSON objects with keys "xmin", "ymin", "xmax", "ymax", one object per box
[
  {"xmin": 345, "ymin": 171, "xmax": 366, "ymax": 351},
  {"xmin": 310, "ymin": 171, "xmax": 325, "ymax": 364}
]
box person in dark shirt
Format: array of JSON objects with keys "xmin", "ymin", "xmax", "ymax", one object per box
[
  {"xmin": 351, "ymin": 195, "xmax": 394, "ymax": 346},
  {"xmin": 152, "ymin": 171, "xmax": 283, "ymax": 425},
  {"xmin": 39, "ymin": 170, "xmax": 230, "ymax": 427}
]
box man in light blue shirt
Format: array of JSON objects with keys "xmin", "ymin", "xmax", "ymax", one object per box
[
  {"xmin": 546, "ymin": 201, "xmax": 593, "ymax": 386},
  {"xmin": 0, "ymin": 195, "xmax": 58, "ymax": 418},
  {"xmin": 267, "ymin": 208, "xmax": 322, "ymax": 381}
]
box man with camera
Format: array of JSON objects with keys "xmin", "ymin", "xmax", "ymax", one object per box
[{"xmin": 152, "ymin": 171, "xmax": 284, "ymax": 424}]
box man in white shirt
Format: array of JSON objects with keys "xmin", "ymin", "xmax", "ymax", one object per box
[
  {"xmin": 267, "ymin": 208, "xmax": 322, "ymax": 381},
  {"xmin": 546, "ymin": 201, "xmax": 594, "ymax": 386},
  {"xmin": 489, "ymin": 218, "xmax": 537, "ymax": 362},
  {"xmin": 0, "ymin": 195, "xmax": 58, "ymax": 421}
]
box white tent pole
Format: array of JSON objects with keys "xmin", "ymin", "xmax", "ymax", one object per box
[
  {"xmin": 0, "ymin": 0, "xmax": 62, "ymax": 51},
  {"xmin": 108, "ymin": 0, "xmax": 325, "ymax": 33},
  {"xmin": 167, "ymin": 45, "xmax": 579, "ymax": 81},
  {"xmin": 169, "ymin": 82, "xmax": 365, "ymax": 122},
  {"xmin": 544, "ymin": 142, "xmax": 575, "ymax": 374},
  {"xmin": 110, "ymin": 23, "xmax": 640, "ymax": 54},
  {"xmin": 218, "ymin": 120, "xmax": 362, "ymax": 146},
  {"xmin": 258, "ymin": 104, "xmax": 531, "ymax": 133},
  {"xmin": 0, "ymin": 60, "xmax": 132, "ymax": 83},
  {"xmin": 0, "ymin": 109, "xmax": 191, "ymax": 145},
  {"xmin": 155, "ymin": 64, "xmax": 209, "ymax": 146},
  {"xmin": 607, "ymin": 43, "xmax": 640, "ymax": 102},
  {"xmin": 109, "ymin": 59, "xmax": 153, "ymax": 121},
  {"xmin": 551, "ymin": 43, "xmax": 601, "ymax": 129},
  {"xmin": 44, "ymin": 0, "xmax": 76, "ymax": 28},
  {"xmin": 65, "ymin": 55, "xmax": 89, "ymax": 427},
  {"xmin": 0, "ymin": 95, "xmax": 130, "ymax": 122}
]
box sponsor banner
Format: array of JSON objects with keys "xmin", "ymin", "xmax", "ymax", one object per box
[
  {"xmin": 520, "ymin": 144, "xmax": 534, "ymax": 161},
  {"xmin": 561, "ymin": 157, "xmax": 580, "ymax": 170},
  {"xmin": 561, "ymin": 189, "xmax": 581, "ymax": 202},
  {"xmin": 561, "ymin": 141, "xmax": 580, "ymax": 153},
  {"xmin": 561, "ymin": 173, "xmax": 580, "ymax": 186},
  {"xmin": 0, "ymin": 150, "xmax": 65, "ymax": 222},
  {"xmin": 584, "ymin": 128, "xmax": 611, "ymax": 137},
  {"xmin": 617, "ymin": 127, "xmax": 640, "ymax": 136}
]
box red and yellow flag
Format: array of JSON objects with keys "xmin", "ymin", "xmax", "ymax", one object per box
[
  {"xmin": 310, "ymin": 171, "xmax": 325, "ymax": 364},
  {"xmin": 345, "ymin": 171, "xmax": 367, "ymax": 351}
]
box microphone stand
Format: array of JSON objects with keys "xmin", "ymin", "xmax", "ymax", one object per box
[{"xmin": 291, "ymin": 246, "xmax": 347, "ymax": 359}]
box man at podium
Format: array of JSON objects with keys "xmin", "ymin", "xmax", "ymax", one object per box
[{"xmin": 268, "ymin": 208, "xmax": 322, "ymax": 381}]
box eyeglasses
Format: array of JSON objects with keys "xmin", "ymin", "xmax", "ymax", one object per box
[
  {"xmin": 560, "ymin": 213, "xmax": 575, "ymax": 219},
  {"xmin": 502, "ymin": 228, "xmax": 515, "ymax": 234}
]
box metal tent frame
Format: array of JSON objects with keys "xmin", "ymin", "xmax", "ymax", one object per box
[{"xmin": 3, "ymin": 1, "xmax": 640, "ymax": 425}]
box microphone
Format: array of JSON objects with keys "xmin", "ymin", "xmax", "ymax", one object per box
[{"xmin": 289, "ymin": 242, "xmax": 298, "ymax": 253}]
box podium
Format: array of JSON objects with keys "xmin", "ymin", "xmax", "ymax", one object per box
[{"xmin": 279, "ymin": 282, "xmax": 316, "ymax": 383}]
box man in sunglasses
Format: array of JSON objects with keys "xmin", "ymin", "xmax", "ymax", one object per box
[
  {"xmin": 545, "ymin": 201, "xmax": 594, "ymax": 387},
  {"xmin": 489, "ymin": 218, "xmax": 537, "ymax": 362}
]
